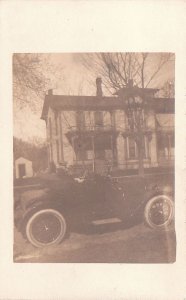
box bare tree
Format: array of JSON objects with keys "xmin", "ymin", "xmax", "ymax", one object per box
[
  {"xmin": 81, "ymin": 53, "xmax": 174, "ymax": 94},
  {"xmin": 13, "ymin": 54, "xmax": 49, "ymax": 106},
  {"xmin": 82, "ymin": 53, "xmax": 174, "ymax": 176},
  {"xmin": 13, "ymin": 53, "xmax": 64, "ymax": 113}
]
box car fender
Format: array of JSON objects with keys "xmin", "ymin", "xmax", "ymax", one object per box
[
  {"xmin": 20, "ymin": 188, "xmax": 50, "ymax": 211},
  {"xmin": 130, "ymin": 187, "xmax": 173, "ymax": 219},
  {"xmin": 19, "ymin": 201, "xmax": 67, "ymax": 236}
]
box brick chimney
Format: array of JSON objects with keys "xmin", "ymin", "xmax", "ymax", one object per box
[{"xmin": 96, "ymin": 77, "xmax": 103, "ymax": 97}]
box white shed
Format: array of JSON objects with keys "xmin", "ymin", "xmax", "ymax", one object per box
[{"xmin": 15, "ymin": 157, "xmax": 33, "ymax": 179}]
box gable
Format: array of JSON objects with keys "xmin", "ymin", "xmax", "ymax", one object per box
[{"xmin": 15, "ymin": 157, "xmax": 32, "ymax": 164}]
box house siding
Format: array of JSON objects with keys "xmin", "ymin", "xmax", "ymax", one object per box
[{"xmin": 43, "ymin": 94, "xmax": 174, "ymax": 173}]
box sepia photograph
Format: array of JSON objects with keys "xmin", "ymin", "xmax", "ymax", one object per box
[{"xmin": 13, "ymin": 52, "xmax": 175, "ymax": 263}]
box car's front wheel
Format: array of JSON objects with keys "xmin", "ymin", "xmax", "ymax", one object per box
[
  {"xmin": 26, "ymin": 209, "xmax": 67, "ymax": 247},
  {"xmin": 144, "ymin": 195, "xmax": 174, "ymax": 230}
]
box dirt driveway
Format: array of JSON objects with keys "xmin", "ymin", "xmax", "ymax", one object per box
[{"xmin": 14, "ymin": 221, "xmax": 176, "ymax": 263}]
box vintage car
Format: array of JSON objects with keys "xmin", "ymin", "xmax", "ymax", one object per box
[{"xmin": 15, "ymin": 171, "xmax": 174, "ymax": 248}]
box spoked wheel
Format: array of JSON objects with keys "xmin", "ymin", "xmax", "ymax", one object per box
[
  {"xmin": 144, "ymin": 195, "xmax": 174, "ymax": 230},
  {"xmin": 26, "ymin": 209, "xmax": 67, "ymax": 247}
]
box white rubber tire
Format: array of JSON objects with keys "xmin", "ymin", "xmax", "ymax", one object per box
[
  {"xmin": 144, "ymin": 195, "xmax": 174, "ymax": 230},
  {"xmin": 26, "ymin": 209, "xmax": 67, "ymax": 248}
]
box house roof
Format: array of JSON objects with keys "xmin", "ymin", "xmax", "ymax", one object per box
[
  {"xmin": 114, "ymin": 86, "xmax": 159, "ymax": 96},
  {"xmin": 41, "ymin": 94, "xmax": 174, "ymax": 120},
  {"xmin": 15, "ymin": 156, "xmax": 32, "ymax": 163},
  {"xmin": 41, "ymin": 95, "xmax": 122, "ymax": 120}
]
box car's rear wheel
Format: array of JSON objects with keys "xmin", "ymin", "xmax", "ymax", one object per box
[
  {"xmin": 144, "ymin": 195, "xmax": 174, "ymax": 230},
  {"xmin": 26, "ymin": 209, "xmax": 67, "ymax": 247}
]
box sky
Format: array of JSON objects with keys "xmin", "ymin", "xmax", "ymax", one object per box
[{"xmin": 13, "ymin": 53, "xmax": 175, "ymax": 143}]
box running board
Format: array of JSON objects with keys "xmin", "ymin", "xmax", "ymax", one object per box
[{"xmin": 92, "ymin": 218, "xmax": 122, "ymax": 225}]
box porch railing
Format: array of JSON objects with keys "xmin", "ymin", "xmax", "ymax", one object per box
[{"xmin": 68, "ymin": 124, "xmax": 115, "ymax": 132}]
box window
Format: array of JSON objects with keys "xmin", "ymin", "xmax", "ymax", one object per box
[
  {"xmin": 55, "ymin": 112, "xmax": 58, "ymax": 135},
  {"xmin": 76, "ymin": 149, "xmax": 87, "ymax": 161},
  {"xmin": 49, "ymin": 117, "xmax": 52, "ymax": 139},
  {"xmin": 76, "ymin": 111, "xmax": 85, "ymax": 130},
  {"xmin": 105, "ymin": 149, "xmax": 113, "ymax": 160},
  {"xmin": 75, "ymin": 140, "xmax": 86, "ymax": 160},
  {"xmin": 87, "ymin": 150, "xmax": 94, "ymax": 160},
  {"xmin": 127, "ymin": 137, "xmax": 137, "ymax": 159},
  {"xmin": 50, "ymin": 144, "xmax": 53, "ymax": 161},
  {"xmin": 74, "ymin": 137, "xmax": 89, "ymax": 161},
  {"xmin": 127, "ymin": 109, "xmax": 145, "ymax": 130},
  {"xmin": 94, "ymin": 135, "xmax": 106, "ymax": 159},
  {"xmin": 56, "ymin": 140, "xmax": 59, "ymax": 163},
  {"xmin": 127, "ymin": 136, "xmax": 148, "ymax": 160},
  {"xmin": 94, "ymin": 111, "xmax": 103, "ymax": 127},
  {"xmin": 110, "ymin": 111, "xmax": 115, "ymax": 127},
  {"xmin": 157, "ymin": 133, "xmax": 174, "ymax": 159}
]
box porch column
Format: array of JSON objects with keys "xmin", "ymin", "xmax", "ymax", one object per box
[
  {"xmin": 149, "ymin": 132, "xmax": 158, "ymax": 167},
  {"xmin": 110, "ymin": 134, "xmax": 114, "ymax": 165},
  {"xmin": 147, "ymin": 110, "xmax": 158, "ymax": 167},
  {"xmin": 116, "ymin": 134, "xmax": 125, "ymax": 169},
  {"xmin": 71, "ymin": 136, "xmax": 76, "ymax": 161},
  {"xmin": 91, "ymin": 135, "xmax": 95, "ymax": 172},
  {"xmin": 59, "ymin": 112, "xmax": 64, "ymax": 162}
]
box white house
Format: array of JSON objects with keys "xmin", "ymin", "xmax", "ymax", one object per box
[
  {"xmin": 15, "ymin": 157, "xmax": 34, "ymax": 179},
  {"xmin": 41, "ymin": 78, "xmax": 174, "ymax": 175}
]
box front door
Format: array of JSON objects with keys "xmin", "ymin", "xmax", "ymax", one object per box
[
  {"xmin": 19, "ymin": 163, "xmax": 26, "ymax": 178},
  {"xmin": 94, "ymin": 159, "xmax": 107, "ymax": 174}
]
